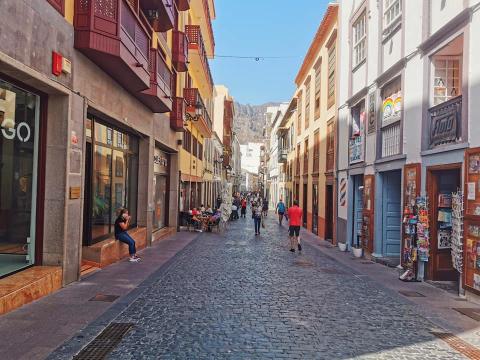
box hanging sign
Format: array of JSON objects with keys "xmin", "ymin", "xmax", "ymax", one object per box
[{"xmin": 368, "ymin": 92, "xmax": 376, "ymax": 134}]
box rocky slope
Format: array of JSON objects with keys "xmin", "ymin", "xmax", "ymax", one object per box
[{"xmin": 233, "ymin": 102, "xmax": 281, "ymax": 144}]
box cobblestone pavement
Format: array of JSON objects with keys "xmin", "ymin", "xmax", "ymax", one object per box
[{"xmin": 69, "ymin": 214, "xmax": 473, "ymax": 359}]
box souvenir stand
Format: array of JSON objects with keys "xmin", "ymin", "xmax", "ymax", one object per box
[
  {"xmin": 463, "ymin": 148, "xmax": 480, "ymax": 293},
  {"xmin": 451, "ymin": 191, "xmax": 464, "ymax": 274},
  {"xmin": 362, "ymin": 175, "xmax": 375, "ymax": 253},
  {"xmin": 400, "ymin": 164, "xmax": 430, "ymax": 281}
]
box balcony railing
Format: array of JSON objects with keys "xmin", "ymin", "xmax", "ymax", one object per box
[
  {"xmin": 74, "ymin": 0, "xmax": 151, "ymax": 93},
  {"xmin": 349, "ymin": 136, "xmax": 364, "ymax": 164},
  {"xmin": 184, "ymin": 88, "xmax": 212, "ymax": 134},
  {"xmin": 185, "ymin": 25, "xmax": 214, "ymax": 90},
  {"xmin": 176, "ymin": 0, "xmax": 190, "ymax": 11},
  {"xmin": 140, "ymin": 0, "xmax": 174, "ymax": 32},
  {"xmin": 139, "ymin": 47, "xmax": 172, "ymax": 112},
  {"xmin": 278, "ymin": 149, "xmax": 288, "ymax": 163},
  {"xmin": 428, "ymin": 95, "xmax": 462, "ymax": 148},
  {"xmin": 170, "ymin": 97, "xmax": 186, "ymax": 131},
  {"xmin": 172, "ymin": 30, "xmax": 188, "ymax": 72},
  {"xmin": 381, "ymin": 122, "xmax": 401, "ymax": 157}
]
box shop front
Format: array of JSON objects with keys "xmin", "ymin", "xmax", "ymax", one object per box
[
  {"xmin": 0, "ymin": 78, "xmax": 40, "ymax": 277},
  {"xmin": 153, "ymin": 147, "xmax": 169, "ymax": 231},
  {"xmin": 83, "ymin": 113, "xmax": 139, "ymax": 246}
]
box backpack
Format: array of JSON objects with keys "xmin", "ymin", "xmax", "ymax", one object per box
[{"xmin": 277, "ymin": 202, "xmax": 285, "ymax": 212}]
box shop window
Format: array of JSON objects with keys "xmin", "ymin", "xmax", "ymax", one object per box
[
  {"xmin": 0, "ymin": 79, "xmax": 40, "ymax": 277},
  {"xmin": 352, "ymin": 11, "xmax": 366, "ymax": 68},
  {"xmin": 90, "ymin": 120, "xmax": 138, "ymax": 242},
  {"xmin": 47, "ymin": 0, "xmax": 65, "ymax": 15}
]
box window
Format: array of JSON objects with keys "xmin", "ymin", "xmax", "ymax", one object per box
[
  {"xmin": 184, "ymin": 130, "xmax": 191, "ymax": 153},
  {"xmin": 198, "ymin": 141, "xmax": 203, "ymax": 161},
  {"xmin": 47, "ymin": 0, "xmax": 65, "ymax": 15},
  {"xmin": 353, "ymin": 12, "xmax": 366, "ymax": 68},
  {"xmin": 381, "ymin": 78, "xmax": 402, "ymax": 125},
  {"xmin": 192, "ymin": 136, "xmax": 198, "ymax": 158},
  {"xmin": 91, "ymin": 121, "xmax": 138, "ymax": 242},
  {"xmin": 327, "ymin": 44, "xmax": 336, "ymax": 108},
  {"xmin": 433, "ymin": 57, "xmax": 461, "ymax": 106},
  {"xmin": 384, "ymin": 0, "xmax": 402, "ymax": 29},
  {"xmin": 305, "ymin": 81, "xmax": 311, "ymax": 129},
  {"xmin": 326, "ymin": 120, "xmax": 335, "ymax": 172},
  {"xmin": 349, "ymin": 102, "xmax": 365, "ymax": 164},
  {"xmin": 303, "ymin": 139, "xmax": 309, "ymax": 174},
  {"xmin": 296, "ymin": 144, "xmax": 301, "ymax": 175},
  {"xmin": 313, "ymin": 130, "xmax": 320, "ymax": 173},
  {"xmin": 314, "ymin": 63, "xmax": 321, "ymax": 119},
  {"xmin": 297, "ymin": 93, "xmax": 303, "ymax": 134}
]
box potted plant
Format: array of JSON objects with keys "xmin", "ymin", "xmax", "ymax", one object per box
[
  {"xmin": 352, "ymin": 233, "xmax": 363, "ymax": 258},
  {"xmin": 338, "ymin": 242, "xmax": 347, "ymax": 252}
]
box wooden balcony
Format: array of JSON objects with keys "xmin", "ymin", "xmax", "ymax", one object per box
[
  {"xmin": 184, "ymin": 88, "xmax": 212, "ymax": 138},
  {"xmin": 185, "ymin": 25, "xmax": 213, "ymax": 91},
  {"xmin": 138, "ymin": 48, "xmax": 172, "ymax": 112},
  {"xmin": 170, "ymin": 97, "xmax": 186, "ymax": 131},
  {"xmin": 172, "ymin": 30, "xmax": 188, "ymax": 72},
  {"xmin": 74, "ymin": 0, "xmax": 151, "ymax": 93},
  {"xmin": 140, "ymin": 0, "xmax": 174, "ymax": 32},
  {"xmin": 176, "ymin": 0, "xmax": 190, "ymax": 11},
  {"xmin": 428, "ymin": 95, "xmax": 462, "ymax": 148},
  {"xmin": 278, "ymin": 149, "xmax": 288, "ymax": 163}
]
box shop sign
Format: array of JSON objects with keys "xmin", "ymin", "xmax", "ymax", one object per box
[
  {"xmin": 367, "ymin": 92, "xmax": 376, "ymax": 134},
  {"xmin": 154, "ymin": 148, "xmax": 168, "ymax": 175},
  {"xmin": 1, "ymin": 120, "xmax": 31, "ymax": 142}
]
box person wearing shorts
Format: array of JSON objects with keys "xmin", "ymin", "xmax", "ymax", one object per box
[
  {"xmin": 287, "ymin": 200, "xmax": 303, "ymax": 252},
  {"xmin": 276, "ymin": 199, "xmax": 286, "ymax": 226}
]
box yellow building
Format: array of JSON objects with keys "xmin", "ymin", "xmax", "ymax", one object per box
[
  {"xmin": 292, "ymin": 4, "xmax": 338, "ymax": 243},
  {"xmin": 173, "ymin": 0, "xmax": 216, "ymax": 211}
]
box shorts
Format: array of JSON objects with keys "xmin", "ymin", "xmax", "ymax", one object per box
[
  {"xmin": 278, "ymin": 211, "xmax": 284, "ymax": 216},
  {"xmin": 289, "ymin": 226, "xmax": 300, "ymax": 237}
]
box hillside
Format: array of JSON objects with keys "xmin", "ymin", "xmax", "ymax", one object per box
[{"xmin": 233, "ymin": 102, "xmax": 281, "ymax": 144}]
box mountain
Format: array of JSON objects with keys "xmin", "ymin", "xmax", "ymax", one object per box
[{"xmin": 233, "ymin": 102, "xmax": 282, "ymax": 144}]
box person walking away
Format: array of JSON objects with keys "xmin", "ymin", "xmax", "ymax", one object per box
[
  {"xmin": 287, "ymin": 200, "xmax": 303, "ymax": 252},
  {"xmin": 262, "ymin": 198, "xmax": 269, "ymax": 217},
  {"xmin": 276, "ymin": 199, "xmax": 286, "ymax": 226},
  {"xmin": 252, "ymin": 202, "xmax": 263, "ymax": 236},
  {"xmin": 241, "ymin": 198, "xmax": 247, "ymax": 218},
  {"xmin": 115, "ymin": 208, "xmax": 140, "ymax": 262}
]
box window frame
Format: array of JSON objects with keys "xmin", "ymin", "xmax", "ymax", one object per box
[
  {"xmin": 352, "ymin": 11, "xmax": 367, "ymax": 69},
  {"xmin": 383, "ymin": 0, "xmax": 402, "ymax": 30},
  {"xmin": 327, "ymin": 42, "xmax": 336, "ymax": 109},
  {"xmin": 431, "ymin": 55, "xmax": 462, "ymax": 107}
]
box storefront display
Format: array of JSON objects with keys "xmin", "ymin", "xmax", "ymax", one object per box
[
  {"xmin": 451, "ymin": 191, "xmax": 463, "ymax": 272},
  {"xmin": 84, "ymin": 115, "xmax": 139, "ymax": 244},
  {"xmin": 0, "ymin": 78, "xmax": 40, "ymax": 277},
  {"xmin": 362, "ymin": 175, "xmax": 374, "ymax": 253},
  {"xmin": 463, "ymin": 148, "xmax": 480, "ymax": 292}
]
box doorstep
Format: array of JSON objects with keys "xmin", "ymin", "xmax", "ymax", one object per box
[
  {"xmin": 82, "ymin": 227, "xmax": 147, "ymax": 268},
  {"xmin": 0, "ymin": 266, "xmax": 62, "ymax": 315}
]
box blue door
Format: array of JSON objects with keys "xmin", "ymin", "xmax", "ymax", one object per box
[{"xmin": 382, "ymin": 171, "xmax": 401, "ymax": 257}]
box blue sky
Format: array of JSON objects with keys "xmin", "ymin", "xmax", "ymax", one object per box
[{"xmin": 210, "ymin": 0, "xmax": 331, "ymax": 105}]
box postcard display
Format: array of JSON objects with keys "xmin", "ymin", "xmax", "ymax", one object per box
[
  {"xmin": 362, "ymin": 175, "xmax": 374, "ymax": 253},
  {"xmin": 401, "ymin": 164, "xmax": 430, "ymax": 281},
  {"xmin": 451, "ymin": 191, "xmax": 463, "ymax": 273},
  {"xmin": 464, "ymin": 148, "xmax": 480, "ymax": 292}
]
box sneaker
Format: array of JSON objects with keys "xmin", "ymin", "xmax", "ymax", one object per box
[
  {"xmin": 129, "ymin": 257, "xmax": 140, "ymax": 262},
  {"xmin": 298, "ymin": 244, "xmax": 302, "ymax": 251},
  {"xmin": 290, "ymin": 248, "xmax": 295, "ymax": 252}
]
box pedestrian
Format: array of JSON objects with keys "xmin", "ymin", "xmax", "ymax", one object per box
[
  {"xmin": 114, "ymin": 208, "xmax": 140, "ymax": 262},
  {"xmin": 287, "ymin": 200, "xmax": 303, "ymax": 252},
  {"xmin": 241, "ymin": 197, "xmax": 247, "ymax": 218},
  {"xmin": 276, "ymin": 198, "xmax": 286, "ymax": 226},
  {"xmin": 216, "ymin": 196, "xmax": 222, "ymax": 210},
  {"xmin": 252, "ymin": 201, "xmax": 263, "ymax": 236},
  {"xmin": 262, "ymin": 198, "xmax": 269, "ymax": 217}
]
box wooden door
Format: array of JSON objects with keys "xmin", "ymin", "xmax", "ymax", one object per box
[{"xmin": 325, "ymin": 185, "xmax": 334, "ymax": 241}]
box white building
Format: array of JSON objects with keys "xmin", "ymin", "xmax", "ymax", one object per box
[
  {"xmin": 240, "ymin": 143, "xmax": 263, "ymax": 174},
  {"xmin": 337, "ymin": 0, "xmax": 480, "ymax": 291}
]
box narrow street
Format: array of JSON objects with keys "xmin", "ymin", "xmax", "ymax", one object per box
[{"xmin": 46, "ymin": 214, "xmax": 473, "ymax": 359}]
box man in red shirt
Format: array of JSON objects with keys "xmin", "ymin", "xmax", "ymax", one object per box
[{"xmin": 287, "ymin": 200, "xmax": 303, "ymax": 252}]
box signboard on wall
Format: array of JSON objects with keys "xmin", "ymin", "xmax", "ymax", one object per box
[
  {"xmin": 154, "ymin": 148, "xmax": 168, "ymax": 175},
  {"xmin": 368, "ymin": 92, "xmax": 376, "ymax": 134}
]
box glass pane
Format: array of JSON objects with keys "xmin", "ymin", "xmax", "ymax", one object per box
[
  {"xmin": 111, "ymin": 150, "xmax": 126, "ymax": 225},
  {"xmin": 92, "ymin": 145, "xmax": 112, "ymax": 240},
  {"xmin": 153, "ymin": 175, "xmax": 167, "ymax": 230},
  {"xmin": 0, "ymin": 80, "xmax": 38, "ymax": 276}
]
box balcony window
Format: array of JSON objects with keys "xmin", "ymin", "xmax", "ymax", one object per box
[
  {"xmin": 353, "ymin": 11, "xmax": 366, "ymax": 68},
  {"xmin": 305, "ymin": 81, "xmax": 311, "ymax": 130},
  {"xmin": 303, "ymin": 139, "xmax": 309, "ymax": 174},
  {"xmin": 297, "ymin": 93, "xmax": 303, "ymax": 134},
  {"xmin": 384, "ymin": 0, "xmax": 402, "ymax": 29},
  {"xmin": 313, "ymin": 130, "xmax": 320, "ymax": 173},
  {"xmin": 314, "ymin": 62, "xmax": 321, "ymax": 120},
  {"xmin": 381, "ymin": 78, "xmax": 402, "ymax": 157},
  {"xmin": 326, "ymin": 119, "xmax": 335, "ymax": 172},
  {"xmin": 428, "ymin": 36, "xmax": 464, "ymax": 148},
  {"xmin": 349, "ymin": 101, "xmax": 365, "ymax": 164}
]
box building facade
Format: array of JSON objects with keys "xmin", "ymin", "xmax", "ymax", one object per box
[
  {"xmin": 336, "ymin": 0, "xmax": 480, "ymax": 295},
  {"xmin": 289, "ymin": 4, "xmax": 338, "ymax": 241},
  {"xmin": 0, "ymin": 0, "xmax": 218, "ymax": 314}
]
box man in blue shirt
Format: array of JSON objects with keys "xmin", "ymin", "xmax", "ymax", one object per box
[{"xmin": 275, "ymin": 199, "xmax": 286, "ymax": 226}]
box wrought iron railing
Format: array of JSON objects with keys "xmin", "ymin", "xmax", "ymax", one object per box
[{"xmin": 429, "ymin": 95, "xmax": 462, "ymax": 148}]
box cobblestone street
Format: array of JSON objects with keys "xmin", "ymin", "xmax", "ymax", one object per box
[{"xmin": 49, "ymin": 213, "xmax": 477, "ymax": 359}]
